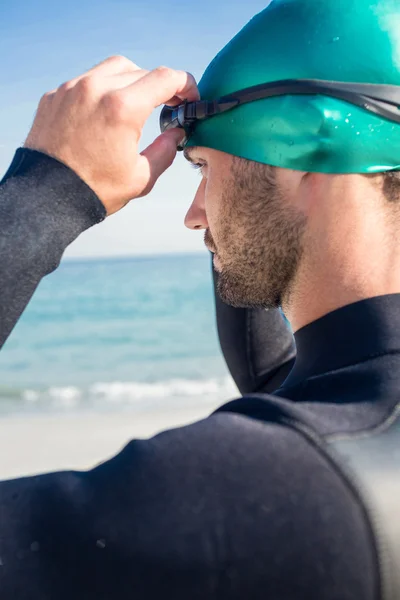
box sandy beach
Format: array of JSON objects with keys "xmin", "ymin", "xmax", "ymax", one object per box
[{"xmin": 0, "ymin": 403, "xmax": 222, "ymax": 481}]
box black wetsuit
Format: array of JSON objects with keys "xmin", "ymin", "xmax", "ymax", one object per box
[{"xmin": 0, "ymin": 147, "xmax": 399, "ymax": 599}]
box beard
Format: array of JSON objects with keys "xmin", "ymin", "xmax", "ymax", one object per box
[{"xmin": 208, "ymin": 157, "xmax": 307, "ymax": 310}]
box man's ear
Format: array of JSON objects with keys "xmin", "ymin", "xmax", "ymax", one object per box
[{"xmin": 365, "ymin": 171, "xmax": 400, "ymax": 204}]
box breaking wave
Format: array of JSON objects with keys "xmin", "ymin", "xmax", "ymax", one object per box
[{"xmin": 0, "ymin": 376, "xmax": 238, "ymax": 415}]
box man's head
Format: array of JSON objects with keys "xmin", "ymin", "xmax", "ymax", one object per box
[
  {"xmin": 184, "ymin": 146, "xmax": 400, "ymax": 316},
  {"xmin": 180, "ymin": 0, "xmax": 400, "ymax": 326}
]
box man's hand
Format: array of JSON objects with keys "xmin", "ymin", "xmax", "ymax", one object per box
[{"xmin": 24, "ymin": 56, "xmax": 199, "ymax": 215}]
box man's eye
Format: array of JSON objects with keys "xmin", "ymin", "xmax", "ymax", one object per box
[{"xmin": 191, "ymin": 162, "xmax": 206, "ymax": 176}]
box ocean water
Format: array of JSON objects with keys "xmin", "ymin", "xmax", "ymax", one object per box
[{"xmin": 0, "ymin": 254, "xmax": 237, "ymax": 416}]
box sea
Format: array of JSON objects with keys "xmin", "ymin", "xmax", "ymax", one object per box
[{"xmin": 0, "ymin": 253, "xmax": 238, "ymax": 417}]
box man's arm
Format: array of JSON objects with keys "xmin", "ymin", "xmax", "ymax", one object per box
[
  {"xmin": 212, "ymin": 263, "xmax": 296, "ymax": 394},
  {"xmin": 0, "ymin": 56, "xmax": 199, "ymax": 347},
  {"xmin": 0, "ymin": 149, "xmax": 106, "ymax": 348}
]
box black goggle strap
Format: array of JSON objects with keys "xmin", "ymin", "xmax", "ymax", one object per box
[{"xmin": 181, "ymin": 79, "xmax": 400, "ymax": 126}]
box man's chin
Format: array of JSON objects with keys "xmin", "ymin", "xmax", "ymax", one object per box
[
  {"xmin": 216, "ymin": 269, "xmax": 281, "ymax": 310},
  {"xmin": 216, "ymin": 273, "xmax": 250, "ymax": 308}
]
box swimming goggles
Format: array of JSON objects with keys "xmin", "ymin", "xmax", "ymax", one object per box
[{"xmin": 159, "ymin": 78, "xmax": 400, "ymax": 149}]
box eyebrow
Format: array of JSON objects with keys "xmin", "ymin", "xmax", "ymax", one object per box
[{"xmin": 183, "ymin": 146, "xmax": 198, "ymax": 163}]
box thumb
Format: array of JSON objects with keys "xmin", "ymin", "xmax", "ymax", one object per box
[{"xmin": 136, "ymin": 129, "xmax": 186, "ymax": 197}]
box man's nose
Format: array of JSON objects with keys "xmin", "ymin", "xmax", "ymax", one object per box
[{"xmin": 184, "ymin": 179, "xmax": 208, "ymax": 230}]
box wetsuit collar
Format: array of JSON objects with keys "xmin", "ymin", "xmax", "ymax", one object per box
[{"xmin": 281, "ymin": 293, "xmax": 400, "ymax": 389}]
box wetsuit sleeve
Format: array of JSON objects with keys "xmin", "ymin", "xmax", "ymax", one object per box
[
  {"xmin": 0, "ymin": 411, "xmax": 376, "ymax": 600},
  {"xmin": 0, "ymin": 148, "xmax": 106, "ymax": 348},
  {"xmin": 212, "ymin": 263, "xmax": 296, "ymax": 394}
]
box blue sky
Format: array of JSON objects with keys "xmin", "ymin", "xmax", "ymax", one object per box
[{"xmin": 0, "ymin": 0, "xmax": 270, "ymax": 257}]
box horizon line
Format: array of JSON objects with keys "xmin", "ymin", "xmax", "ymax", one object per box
[{"xmin": 62, "ymin": 250, "xmax": 209, "ymax": 263}]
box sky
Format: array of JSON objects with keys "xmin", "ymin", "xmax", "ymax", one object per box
[{"xmin": 0, "ymin": 0, "xmax": 270, "ymax": 258}]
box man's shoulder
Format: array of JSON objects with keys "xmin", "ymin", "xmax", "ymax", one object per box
[
  {"xmin": 94, "ymin": 406, "xmax": 365, "ymax": 538},
  {"xmin": 97, "ymin": 409, "xmax": 377, "ymax": 597},
  {"xmin": 0, "ymin": 407, "xmax": 376, "ymax": 599}
]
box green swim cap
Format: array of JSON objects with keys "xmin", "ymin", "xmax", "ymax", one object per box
[{"xmin": 187, "ymin": 0, "xmax": 400, "ymax": 174}]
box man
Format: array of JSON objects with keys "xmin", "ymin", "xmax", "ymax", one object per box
[{"xmin": 1, "ymin": 0, "xmax": 400, "ymax": 598}]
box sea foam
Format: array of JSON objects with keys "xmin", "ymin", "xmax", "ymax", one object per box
[{"xmin": 19, "ymin": 376, "xmax": 238, "ymax": 413}]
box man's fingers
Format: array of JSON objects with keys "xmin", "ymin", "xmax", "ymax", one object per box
[
  {"xmin": 54, "ymin": 64, "xmax": 197, "ymax": 130},
  {"xmin": 123, "ymin": 67, "xmax": 200, "ymax": 121},
  {"xmin": 101, "ymin": 73, "xmax": 187, "ymax": 107},
  {"xmin": 66, "ymin": 56, "xmax": 142, "ymax": 89},
  {"xmin": 164, "ymin": 95, "xmax": 187, "ymax": 107},
  {"xmin": 84, "ymin": 55, "xmax": 141, "ymax": 78},
  {"xmin": 107, "ymin": 69, "xmax": 150, "ymax": 86},
  {"xmin": 135, "ymin": 129, "xmax": 186, "ymax": 197},
  {"xmin": 138, "ymin": 66, "xmax": 200, "ymax": 105}
]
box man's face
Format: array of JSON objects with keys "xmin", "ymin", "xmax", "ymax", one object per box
[{"xmin": 184, "ymin": 147, "xmax": 307, "ymax": 309}]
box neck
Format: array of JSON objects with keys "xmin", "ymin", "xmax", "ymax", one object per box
[{"xmin": 283, "ymin": 177, "xmax": 400, "ymax": 332}]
